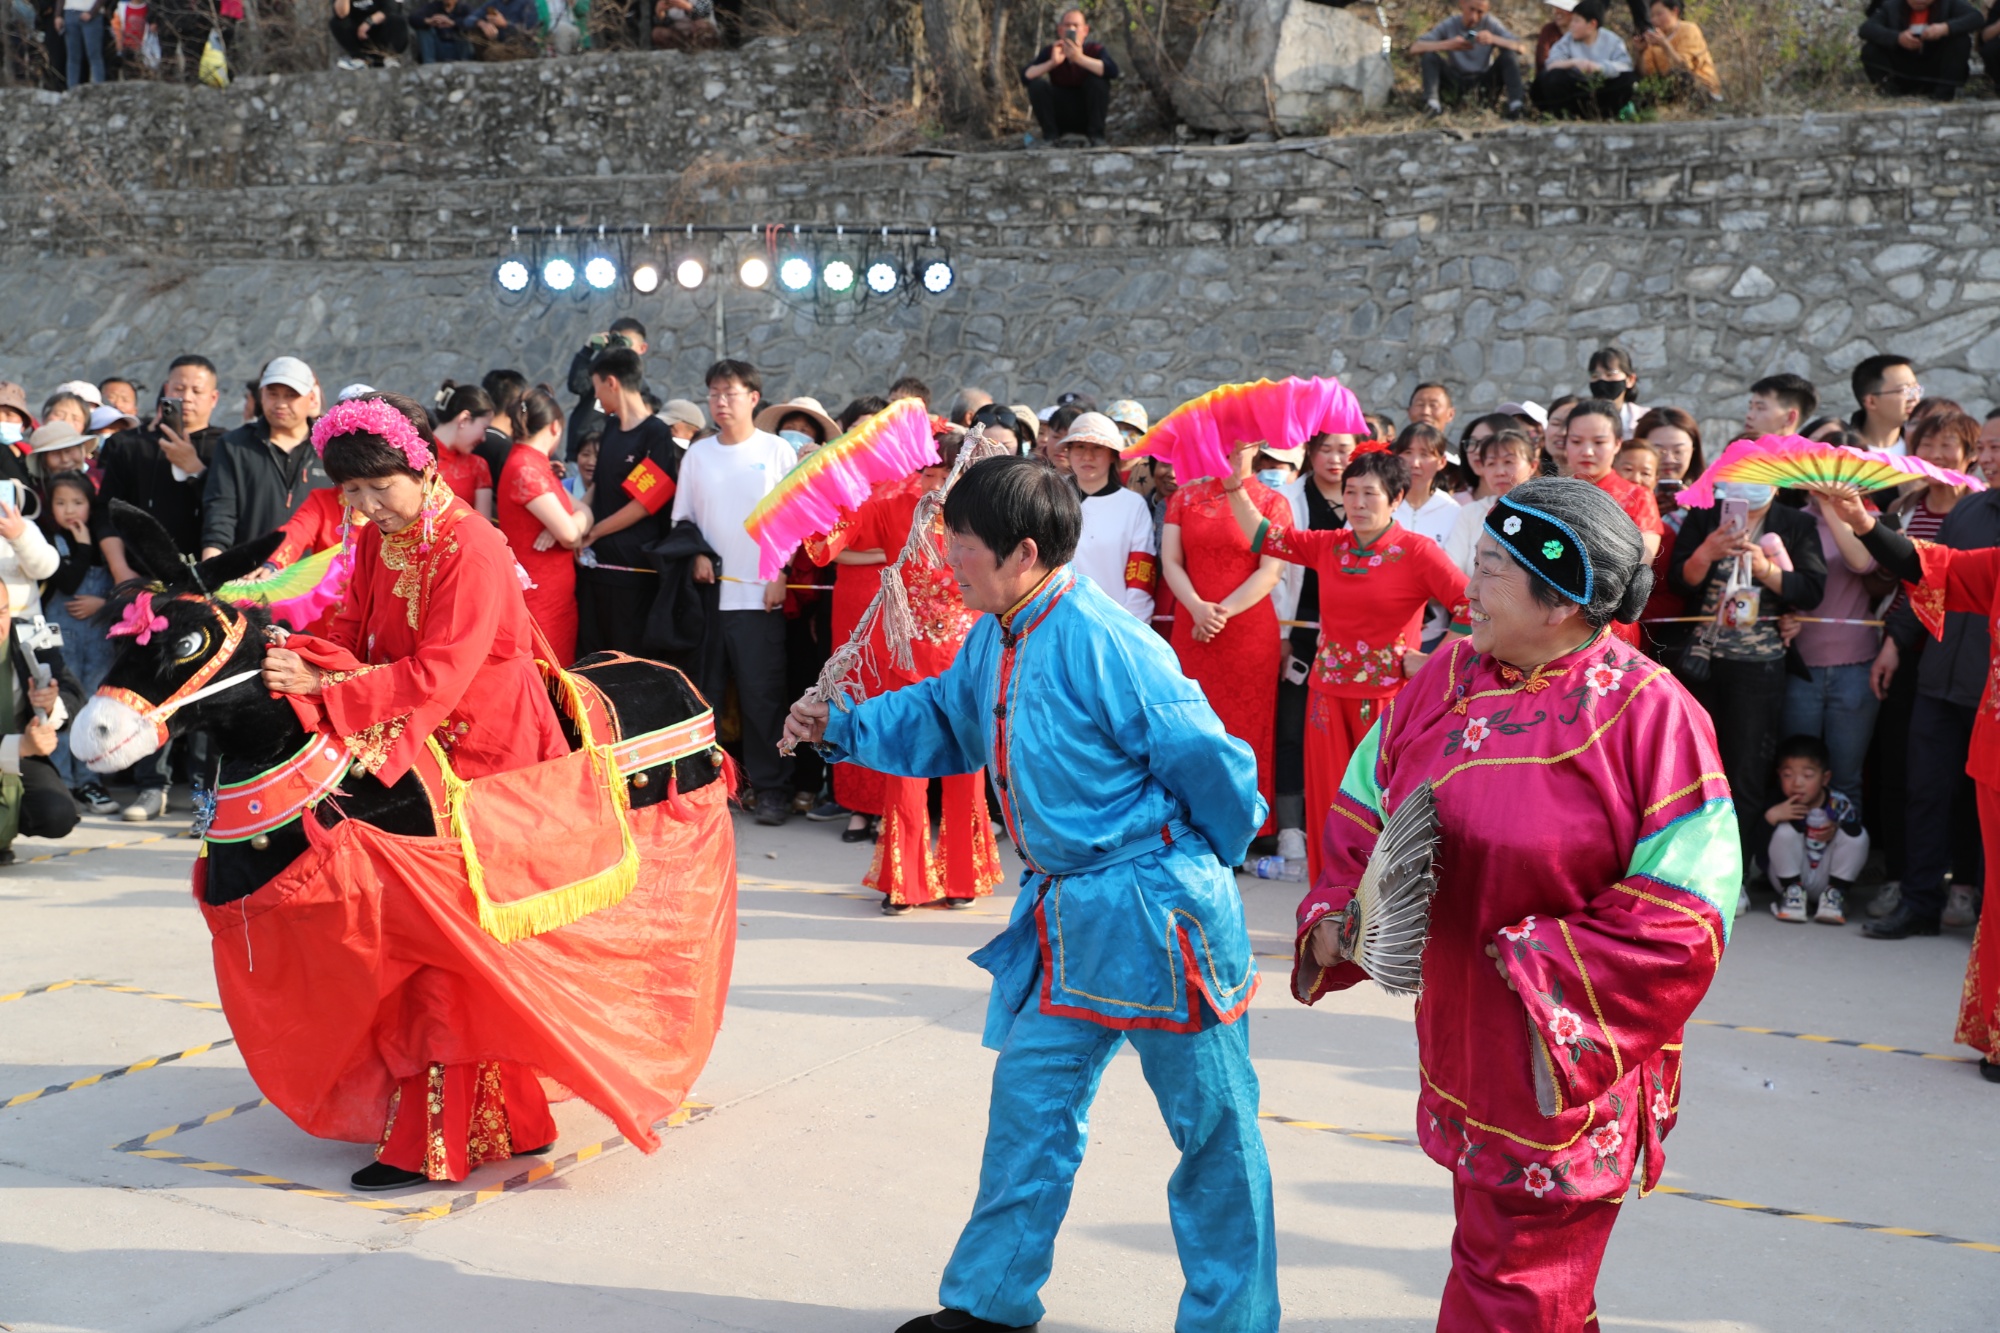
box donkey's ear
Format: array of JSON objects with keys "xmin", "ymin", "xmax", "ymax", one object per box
[
  {"xmin": 193, "ymin": 533, "xmax": 284, "ymax": 592},
  {"xmin": 109, "ymin": 500, "xmax": 195, "ymax": 588}
]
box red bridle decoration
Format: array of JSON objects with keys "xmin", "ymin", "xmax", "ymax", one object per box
[{"xmin": 95, "ymin": 598, "xmax": 249, "ymax": 750}]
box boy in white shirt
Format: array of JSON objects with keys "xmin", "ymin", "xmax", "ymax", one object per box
[
  {"xmin": 673, "ymin": 359, "xmax": 799, "ymax": 825},
  {"xmin": 1531, "ymin": 0, "xmax": 1636, "ymax": 117}
]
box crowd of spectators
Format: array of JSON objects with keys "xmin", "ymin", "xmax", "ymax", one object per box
[{"xmin": 0, "ymin": 338, "xmax": 1994, "ymax": 951}]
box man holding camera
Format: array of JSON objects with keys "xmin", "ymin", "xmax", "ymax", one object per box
[
  {"xmin": 1, "ymin": 603, "xmax": 83, "ymax": 866},
  {"xmin": 1020, "ymin": 8, "xmax": 1121, "ymax": 148},
  {"xmin": 564, "ymin": 318, "xmax": 652, "ymax": 459}
]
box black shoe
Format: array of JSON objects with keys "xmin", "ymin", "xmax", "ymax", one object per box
[
  {"xmin": 841, "ymin": 816, "xmax": 877, "ymax": 844},
  {"xmin": 514, "ymin": 1142, "xmax": 556, "ymax": 1155},
  {"xmin": 1861, "ymin": 904, "xmax": 1941, "ymax": 939},
  {"xmin": 805, "ymin": 798, "xmax": 849, "ymax": 823},
  {"xmin": 881, "ymin": 898, "xmax": 913, "ymax": 916},
  {"xmin": 350, "ymin": 1161, "xmax": 429, "ymax": 1191},
  {"xmin": 0, "ymin": 848, "xmax": 14, "ymax": 866},
  {"xmin": 754, "ymin": 790, "xmax": 790, "ymax": 826},
  {"xmin": 894, "ymin": 1311, "xmax": 1037, "ymax": 1333},
  {"xmin": 1981, "ymin": 1059, "xmax": 2000, "ymax": 1084},
  {"xmin": 944, "ymin": 897, "xmax": 979, "ymax": 910}
]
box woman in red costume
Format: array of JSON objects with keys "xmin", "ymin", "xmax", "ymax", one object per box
[
  {"xmin": 1818, "ymin": 483, "xmax": 2000, "ymax": 1084},
  {"xmin": 1299, "ymin": 477, "xmax": 1741, "ymax": 1328},
  {"xmin": 259, "ymin": 391, "xmax": 573, "ymax": 1190},
  {"xmin": 495, "ymin": 386, "xmax": 593, "ymax": 664},
  {"xmin": 1160, "ymin": 462, "xmax": 1291, "ymax": 840},
  {"xmin": 808, "ymin": 438, "xmax": 1002, "ymax": 913},
  {"xmin": 1219, "ymin": 446, "xmax": 1469, "ymax": 882}
]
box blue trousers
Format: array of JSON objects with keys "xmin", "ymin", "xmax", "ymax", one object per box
[
  {"xmin": 1781, "ymin": 661, "xmax": 1880, "ymax": 816},
  {"xmin": 938, "ymin": 1000, "xmax": 1279, "ymax": 1332}
]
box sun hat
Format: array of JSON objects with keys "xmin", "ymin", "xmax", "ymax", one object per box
[
  {"xmin": 1106, "ymin": 399, "xmax": 1150, "ymax": 435},
  {"xmin": 1061, "ymin": 412, "xmax": 1124, "ymax": 450},
  {"xmin": 754, "ymin": 396, "xmax": 840, "ymax": 442},
  {"xmin": 27, "ymin": 421, "xmax": 94, "ymax": 455}
]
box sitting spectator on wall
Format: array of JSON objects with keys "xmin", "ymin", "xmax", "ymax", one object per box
[
  {"xmin": 1532, "ymin": 0, "xmax": 1636, "ymax": 118},
  {"xmin": 652, "ymin": 0, "xmax": 718, "ymax": 50},
  {"xmin": 1533, "ymin": 0, "xmax": 1577, "ymax": 72},
  {"xmin": 331, "ymin": 0, "xmax": 410, "ymax": 67},
  {"xmin": 465, "ymin": 0, "xmax": 540, "ymax": 59},
  {"xmin": 1020, "ymin": 7, "xmax": 1120, "ymax": 148},
  {"xmin": 1634, "ymin": 0, "xmax": 1720, "ymax": 101},
  {"xmin": 1984, "ymin": 1, "xmax": 2000, "ymax": 93},
  {"xmin": 1858, "ymin": 0, "xmax": 1982, "ymax": 101},
  {"xmin": 1413, "ymin": 0, "xmax": 1529, "ymax": 119},
  {"xmin": 412, "ymin": 0, "xmax": 473, "ymax": 61}
]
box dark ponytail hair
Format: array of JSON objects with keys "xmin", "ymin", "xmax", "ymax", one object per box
[
  {"xmin": 436, "ymin": 379, "xmax": 496, "ymax": 424},
  {"xmin": 509, "ymin": 385, "xmax": 564, "ymax": 443}
]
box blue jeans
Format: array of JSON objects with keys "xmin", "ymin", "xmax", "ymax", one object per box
[
  {"xmin": 1781, "ymin": 661, "xmax": 1880, "ymax": 815},
  {"xmin": 937, "ymin": 999, "xmax": 1279, "ymax": 1332},
  {"xmin": 63, "ymin": 9, "xmax": 106, "ymax": 87},
  {"xmin": 49, "ymin": 565, "xmax": 116, "ymax": 789},
  {"xmin": 416, "ymin": 25, "xmax": 471, "ymax": 62}
]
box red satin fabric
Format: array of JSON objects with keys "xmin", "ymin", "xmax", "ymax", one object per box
[
  {"xmin": 197, "ymin": 781, "xmax": 738, "ymax": 1154},
  {"xmin": 1302, "ymin": 692, "xmax": 1380, "ymax": 883},
  {"xmin": 496, "ymin": 444, "xmax": 580, "ymax": 665},
  {"xmin": 1440, "ymin": 1177, "xmax": 1617, "ymax": 1330},
  {"xmin": 867, "ymin": 773, "xmax": 1001, "ymax": 906},
  {"xmin": 1959, "ymin": 783, "xmax": 2000, "ymax": 1061}
]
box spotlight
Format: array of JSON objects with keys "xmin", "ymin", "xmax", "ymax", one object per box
[
  {"xmin": 822, "ymin": 260, "xmax": 856, "ymax": 294},
  {"xmin": 497, "ymin": 260, "xmax": 530, "ymax": 293},
  {"xmin": 675, "ymin": 257, "xmax": 706, "ymax": 290},
  {"xmin": 779, "ymin": 256, "xmax": 814, "ymax": 292},
  {"xmin": 543, "ymin": 257, "xmax": 577, "ymax": 292},
  {"xmin": 584, "ymin": 256, "xmax": 618, "ymax": 290},
  {"xmin": 632, "ymin": 263, "xmax": 661, "ymax": 294},
  {"xmin": 921, "ymin": 260, "xmax": 954, "ymax": 295},
  {"xmin": 739, "ymin": 255, "xmax": 771, "ymax": 289},
  {"xmin": 865, "ymin": 260, "xmax": 898, "ymax": 294}
]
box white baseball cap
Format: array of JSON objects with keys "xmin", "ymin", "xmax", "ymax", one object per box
[
  {"xmin": 336, "ymin": 383, "xmax": 376, "ymax": 402},
  {"xmin": 53, "ymin": 379, "xmax": 105, "ymax": 407},
  {"xmin": 260, "ymin": 356, "xmax": 317, "ymax": 395}
]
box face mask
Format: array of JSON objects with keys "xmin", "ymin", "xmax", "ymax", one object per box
[
  {"xmin": 1256, "ymin": 469, "xmax": 1287, "ymax": 488},
  {"xmin": 1588, "ymin": 379, "xmax": 1627, "ymax": 402},
  {"xmin": 1715, "ymin": 481, "xmax": 1775, "ymax": 509},
  {"xmin": 779, "ymin": 430, "xmax": 813, "ymax": 450},
  {"xmin": 0, "ymin": 421, "xmax": 19, "ymax": 446}
]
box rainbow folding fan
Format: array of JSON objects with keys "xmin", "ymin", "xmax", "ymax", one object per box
[
  {"xmin": 1122, "ymin": 377, "xmax": 1369, "ymax": 483},
  {"xmin": 745, "ymin": 397, "xmax": 939, "ymax": 579},
  {"xmin": 1678, "ymin": 434, "xmax": 1985, "ymax": 507},
  {"xmin": 218, "ymin": 544, "xmax": 349, "ymax": 630}
]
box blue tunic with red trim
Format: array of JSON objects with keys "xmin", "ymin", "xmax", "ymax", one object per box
[{"xmin": 821, "ymin": 566, "xmax": 1266, "ymax": 1043}]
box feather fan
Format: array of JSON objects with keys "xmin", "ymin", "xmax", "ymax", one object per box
[
  {"xmin": 745, "ymin": 397, "xmax": 939, "ymax": 579},
  {"xmin": 1677, "ymin": 434, "xmax": 1984, "ymax": 508},
  {"xmin": 1338, "ymin": 781, "xmax": 1443, "ymax": 998},
  {"xmin": 1121, "ymin": 376, "xmax": 1368, "ymax": 483}
]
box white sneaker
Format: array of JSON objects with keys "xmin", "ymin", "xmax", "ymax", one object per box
[
  {"xmin": 1867, "ymin": 882, "xmax": 1902, "ymax": 918},
  {"xmin": 120, "ymin": 787, "xmax": 167, "ymax": 822},
  {"xmin": 335, "ymin": 57, "xmax": 366, "ymax": 70},
  {"xmin": 1943, "ymin": 884, "xmax": 1979, "ymax": 929},
  {"xmin": 1276, "ymin": 828, "xmax": 1308, "ymax": 862},
  {"xmin": 1734, "ymin": 891, "xmax": 1750, "ymax": 919},
  {"xmin": 1815, "ymin": 887, "xmax": 1847, "ymax": 925},
  {"xmin": 1772, "ymin": 884, "xmax": 1809, "ymax": 922}
]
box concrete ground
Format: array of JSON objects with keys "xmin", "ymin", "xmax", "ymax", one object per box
[{"xmin": 1, "ymin": 801, "xmax": 1993, "ymax": 1333}]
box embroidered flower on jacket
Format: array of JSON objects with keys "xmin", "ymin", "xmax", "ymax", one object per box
[
  {"xmin": 1584, "ymin": 663, "xmax": 1625, "ymax": 697},
  {"xmin": 1548, "ymin": 1006, "xmax": 1587, "ymax": 1046},
  {"xmin": 1521, "ymin": 1161, "xmax": 1555, "ymax": 1198},
  {"xmin": 1498, "ymin": 916, "xmax": 1537, "ymax": 941},
  {"xmin": 1502, "ymin": 515, "xmax": 1523, "ymax": 535},
  {"xmin": 1460, "ymin": 716, "xmax": 1491, "ymax": 752},
  {"xmin": 1652, "ymin": 1087, "xmax": 1673, "ymax": 1120},
  {"xmin": 1588, "ymin": 1122, "xmax": 1623, "ymax": 1159}
]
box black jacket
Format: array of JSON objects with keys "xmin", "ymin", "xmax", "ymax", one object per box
[
  {"xmin": 99, "ymin": 424, "xmax": 223, "ymax": 558},
  {"xmin": 200, "ymin": 421, "xmax": 330, "ymax": 552},
  {"xmin": 641, "ymin": 520, "xmax": 722, "ymax": 679},
  {"xmin": 1861, "ymin": 0, "xmax": 1984, "ymax": 46},
  {"xmin": 1669, "ymin": 500, "xmax": 1829, "ymax": 614},
  {"xmin": 1881, "ymin": 489, "xmax": 2000, "ymax": 709}
]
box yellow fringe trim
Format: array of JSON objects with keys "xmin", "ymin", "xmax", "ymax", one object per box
[
  {"xmin": 430, "ymin": 738, "xmax": 641, "ymax": 946},
  {"xmin": 535, "ymin": 659, "xmax": 606, "ymax": 750}
]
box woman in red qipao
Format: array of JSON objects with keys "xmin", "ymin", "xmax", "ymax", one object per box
[
  {"xmin": 1819, "ymin": 483, "xmax": 2000, "ymax": 1084},
  {"xmin": 1219, "ymin": 445, "xmax": 1469, "ymax": 882},
  {"xmin": 809, "ymin": 448, "xmax": 1001, "ymax": 913},
  {"xmin": 1161, "ymin": 462, "xmax": 1291, "ymax": 839},
  {"xmin": 1297, "ymin": 478, "xmax": 1741, "ymax": 1329},
  {"xmin": 495, "ymin": 387, "xmax": 593, "ymax": 664},
  {"xmin": 259, "ymin": 391, "xmax": 572, "ymax": 1191}
]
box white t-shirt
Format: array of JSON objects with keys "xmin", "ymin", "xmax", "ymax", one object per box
[
  {"xmin": 1443, "ymin": 495, "xmax": 1498, "ymax": 576},
  {"xmin": 671, "ymin": 429, "xmax": 798, "ymax": 612},
  {"xmin": 1394, "ymin": 488, "xmax": 1462, "ymax": 547},
  {"xmin": 1074, "ymin": 487, "xmax": 1158, "ymax": 622}
]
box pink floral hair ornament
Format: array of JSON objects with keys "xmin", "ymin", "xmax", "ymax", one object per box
[
  {"xmin": 309, "ymin": 396, "xmax": 434, "ymax": 473},
  {"xmin": 109, "ymin": 591, "xmax": 170, "ymax": 645}
]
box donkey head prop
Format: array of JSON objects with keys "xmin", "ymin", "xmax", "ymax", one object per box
[{"xmin": 69, "ymin": 502, "xmax": 283, "ymax": 774}]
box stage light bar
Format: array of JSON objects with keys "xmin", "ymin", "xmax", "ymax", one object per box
[
  {"xmin": 865, "ymin": 261, "xmax": 898, "ymax": 294},
  {"xmin": 779, "ymin": 257, "xmax": 814, "ymax": 292},
  {"xmin": 739, "ymin": 256, "xmax": 771, "ymax": 288},
  {"xmin": 632, "ymin": 263, "xmax": 661, "ymax": 294},
  {"xmin": 675, "ymin": 257, "xmax": 706, "ymax": 290},
  {"xmin": 921, "ymin": 260, "xmax": 955, "ymax": 295},
  {"xmin": 543, "ymin": 257, "xmax": 577, "ymax": 292},
  {"xmin": 584, "ymin": 256, "xmax": 618, "ymax": 290},
  {"xmin": 497, "ymin": 260, "xmax": 530, "ymax": 292}
]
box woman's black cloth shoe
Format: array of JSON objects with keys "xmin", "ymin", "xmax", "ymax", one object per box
[
  {"xmin": 944, "ymin": 897, "xmax": 979, "ymax": 910},
  {"xmin": 893, "ymin": 1311, "xmax": 1037, "ymax": 1332},
  {"xmin": 1861, "ymin": 904, "xmax": 1942, "ymax": 939},
  {"xmin": 350, "ymin": 1161, "xmax": 428, "ymax": 1191},
  {"xmin": 1981, "ymin": 1059, "xmax": 2000, "ymax": 1085},
  {"xmin": 881, "ymin": 899, "xmax": 913, "ymax": 916},
  {"xmin": 842, "ymin": 817, "xmax": 877, "ymax": 844},
  {"xmin": 515, "ymin": 1142, "xmax": 556, "ymax": 1155}
]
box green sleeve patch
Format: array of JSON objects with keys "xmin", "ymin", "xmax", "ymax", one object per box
[
  {"xmin": 1628, "ymin": 798, "xmax": 1743, "ymax": 941},
  {"xmin": 1336, "ymin": 718, "xmax": 1387, "ymax": 820}
]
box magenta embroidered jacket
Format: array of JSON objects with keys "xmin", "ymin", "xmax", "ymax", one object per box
[{"xmin": 1293, "ymin": 632, "xmax": 1740, "ymax": 1202}]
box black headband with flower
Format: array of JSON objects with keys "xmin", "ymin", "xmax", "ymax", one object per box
[{"xmin": 1483, "ymin": 493, "xmax": 1594, "ymax": 605}]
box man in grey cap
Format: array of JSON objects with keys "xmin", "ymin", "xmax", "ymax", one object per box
[
  {"xmin": 200, "ymin": 355, "xmax": 328, "ymax": 558},
  {"xmin": 656, "ymin": 398, "xmax": 707, "ymax": 447}
]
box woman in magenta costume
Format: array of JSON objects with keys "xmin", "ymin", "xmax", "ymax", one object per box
[
  {"xmin": 494, "ymin": 387, "xmax": 593, "ymax": 664},
  {"xmin": 1160, "ymin": 464, "xmax": 1291, "ymax": 837},
  {"xmin": 1296, "ymin": 478, "xmax": 1742, "ymax": 1328},
  {"xmin": 258, "ymin": 391, "xmax": 572, "ymax": 1191}
]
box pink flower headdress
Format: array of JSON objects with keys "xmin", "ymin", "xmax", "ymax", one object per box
[{"xmin": 309, "ymin": 397, "xmax": 434, "ymax": 472}]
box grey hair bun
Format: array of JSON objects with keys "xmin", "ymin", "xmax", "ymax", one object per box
[{"xmin": 1502, "ymin": 477, "xmax": 1651, "ymax": 630}]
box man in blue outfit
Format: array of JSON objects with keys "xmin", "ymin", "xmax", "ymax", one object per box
[{"xmin": 785, "ymin": 456, "xmax": 1279, "ymax": 1333}]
